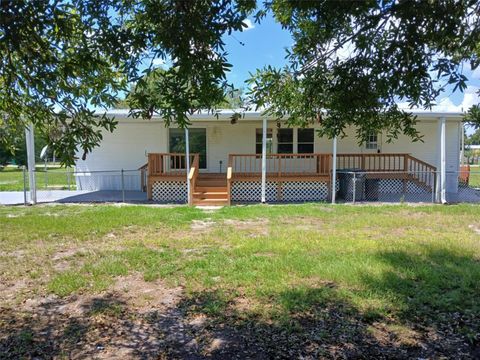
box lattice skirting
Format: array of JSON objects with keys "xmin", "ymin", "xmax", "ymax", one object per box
[
  {"xmin": 151, "ymin": 181, "xmax": 187, "ymax": 203},
  {"xmin": 231, "ymin": 181, "xmax": 330, "ymax": 203},
  {"xmin": 378, "ymin": 179, "xmax": 431, "ymax": 194}
]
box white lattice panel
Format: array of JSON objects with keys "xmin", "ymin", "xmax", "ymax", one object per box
[
  {"xmin": 378, "ymin": 179, "xmax": 403, "ymax": 193},
  {"xmin": 152, "ymin": 181, "xmax": 187, "ymax": 203},
  {"xmin": 406, "ymin": 181, "xmax": 431, "ymax": 193},
  {"xmin": 232, "ymin": 180, "xmax": 329, "ymax": 203},
  {"xmin": 231, "ymin": 181, "xmax": 277, "ymax": 202},
  {"xmin": 377, "ymin": 179, "xmax": 430, "ymax": 194},
  {"xmin": 281, "ymin": 181, "xmax": 329, "ymax": 202}
]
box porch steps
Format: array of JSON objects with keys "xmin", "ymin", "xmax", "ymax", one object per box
[{"xmin": 192, "ymin": 173, "xmax": 229, "ymax": 206}]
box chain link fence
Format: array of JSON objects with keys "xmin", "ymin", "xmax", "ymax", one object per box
[
  {"xmin": 1, "ymin": 166, "xmax": 480, "ymax": 205},
  {"xmin": 335, "ymin": 169, "xmax": 480, "ymax": 204},
  {"xmin": 0, "ymin": 167, "xmax": 146, "ymax": 205}
]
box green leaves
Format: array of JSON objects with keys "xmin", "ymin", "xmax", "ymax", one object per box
[
  {"xmin": 249, "ymin": 0, "xmax": 480, "ymax": 143},
  {"xmin": 0, "ymin": 0, "xmax": 255, "ymax": 164}
]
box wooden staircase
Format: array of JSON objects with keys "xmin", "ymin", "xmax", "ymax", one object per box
[{"xmin": 192, "ymin": 173, "xmax": 229, "ymax": 206}]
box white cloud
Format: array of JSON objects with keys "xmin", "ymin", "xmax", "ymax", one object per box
[
  {"xmin": 459, "ymin": 85, "xmax": 480, "ymax": 110},
  {"xmin": 398, "ymin": 86, "xmax": 480, "ymax": 113},
  {"xmin": 242, "ymin": 19, "xmax": 255, "ymax": 31}
]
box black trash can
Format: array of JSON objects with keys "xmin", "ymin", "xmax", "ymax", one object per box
[
  {"xmin": 338, "ymin": 169, "xmax": 366, "ymax": 201},
  {"xmin": 365, "ymin": 178, "xmax": 380, "ymax": 201}
]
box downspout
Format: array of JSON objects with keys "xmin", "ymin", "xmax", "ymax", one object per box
[{"xmin": 261, "ymin": 118, "xmax": 267, "ymax": 203}]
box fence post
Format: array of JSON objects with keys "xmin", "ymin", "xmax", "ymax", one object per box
[
  {"xmin": 67, "ymin": 169, "xmax": 71, "ymax": 190},
  {"xmin": 23, "ymin": 166, "xmax": 27, "ymax": 206},
  {"xmin": 121, "ymin": 169, "xmax": 125, "ymax": 203},
  {"xmin": 432, "ymin": 171, "xmax": 436, "ymax": 203},
  {"xmin": 352, "ymin": 172, "xmax": 356, "ymax": 204},
  {"xmin": 44, "ymin": 159, "xmax": 48, "ymax": 189}
]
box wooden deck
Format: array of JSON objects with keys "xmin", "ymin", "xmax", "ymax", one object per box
[{"xmin": 144, "ymin": 153, "xmax": 437, "ymax": 204}]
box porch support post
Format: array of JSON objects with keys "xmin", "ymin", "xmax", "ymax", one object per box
[
  {"xmin": 331, "ymin": 136, "xmax": 337, "ymax": 204},
  {"xmin": 437, "ymin": 117, "xmax": 447, "ymax": 204},
  {"xmin": 25, "ymin": 123, "xmax": 37, "ymax": 204},
  {"xmin": 185, "ymin": 128, "xmax": 191, "ymax": 204},
  {"xmin": 261, "ymin": 117, "xmax": 267, "ymax": 203},
  {"xmin": 460, "ymin": 122, "xmax": 465, "ymax": 166}
]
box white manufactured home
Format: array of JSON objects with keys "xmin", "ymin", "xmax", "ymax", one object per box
[{"xmin": 74, "ymin": 109, "xmax": 464, "ymax": 205}]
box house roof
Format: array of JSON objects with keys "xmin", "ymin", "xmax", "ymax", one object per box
[{"xmin": 99, "ymin": 108, "xmax": 464, "ymax": 122}]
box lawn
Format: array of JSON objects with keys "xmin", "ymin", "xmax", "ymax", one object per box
[
  {"xmin": 0, "ymin": 204, "xmax": 479, "ymax": 358},
  {"xmin": 470, "ymin": 166, "xmax": 480, "ymax": 187},
  {"xmin": 0, "ymin": 165, "xmax": 75, "ymax": 191}
]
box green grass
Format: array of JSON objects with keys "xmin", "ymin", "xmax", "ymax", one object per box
[
  {"xmin": 1, "ymin": 203, "xmax": 479, "ymax": 336},
  {"xmin": 0, "ymin": 165, "xmax": 74, "ymax": 191},
  {"xmin": 469, "ymin": 166, "xmax": 480, "ymax": 187}
]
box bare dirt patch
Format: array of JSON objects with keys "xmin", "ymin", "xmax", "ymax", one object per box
[
  {"xmin": 280, "ymin": 216, "xmax": 325, "ymax": 231},
  {"xmin": 191, "ymin": 219, "xmax": 216, "ymax": 232},
  {"xmin": 469, "ymin": 224, "xmax": 480, "ymax": 235},
  {"xmin": 223, "ymin": 218, "xmax": 270, "ymax": 237}
]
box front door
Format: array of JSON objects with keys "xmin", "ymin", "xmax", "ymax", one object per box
[{"xmin": 169, "ymin": 128, "xmax": 207, "ymax": 169}]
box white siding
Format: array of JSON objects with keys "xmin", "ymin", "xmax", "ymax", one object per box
[{"xmin": 75, "ymin": 116, "xmax": 461, "ymax": 192}]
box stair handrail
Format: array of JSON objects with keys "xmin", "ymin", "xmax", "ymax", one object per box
[
  {"xmin": 406, "ymin": 154, "xmax": 437, "ymax": 189},
  {"xmin": 227, "ymin": 155, "xmax": 233, "ymax": 205},
  {"xmin": 188, "ymin": 154, "xmax": 200, "ymax": 205},
  {"xmin": 138, "ymin": 162, "xmax": 148, "ymax": 192}
]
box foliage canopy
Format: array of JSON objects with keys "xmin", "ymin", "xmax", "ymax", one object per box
[{"xmin": 2, "ymin": 0, "xmax": 480, "ymax": 163}]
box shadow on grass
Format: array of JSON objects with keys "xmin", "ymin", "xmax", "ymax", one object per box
[{"xmin": 1, "ymin": 248, "xmax": 479, "ymax": 358}]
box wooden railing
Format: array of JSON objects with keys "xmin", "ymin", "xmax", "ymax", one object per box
[
  {"xmin": 336, "ymin": 153, "xmax": 409, "ymax": 172},
  {"xmin": 147, "ymin": 153, "xmax": 199, "ymax": 176},
  {"xmin": 188, "ymin": 154, "xmax": 200, "ymax": 205},
  {"xmin": 228, "ymin": 152, "xmax": 436, "ymax": 190},
  {"xmin": 138, "ymin": 163, "xmax": 148, "ymax": 192},
  {"xmin": 336, "ymin": 153, "xmax": 436, "ymax": 188},
  {"xmin": 228, "ymin": 153, "xmax": 332, "ymax": 178},
  {"xmin": 405, "ymin": 154, "xmax": 437, "ymax": 188},
  {"xmin": 146, "ymin": 153, "xmax": 199, "ymax": 200}
]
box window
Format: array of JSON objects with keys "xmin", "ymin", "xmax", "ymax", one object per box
[
  {"xmin": 277, "ymin": 128, "xmax": 293, "ymax": 153},
  {"xmin": 366, "ymin": 133, "xmax": 378, "ymax": 150},
  {"xmin": 169, "ymin": 128, "xmax": 207, "ymax": 168},
  {"xmin": 255, "ymin": 128, "xmax": 273, "ymax": 154},
  {"xmin": 297, "ymin": 128, "xmax": 314, "ymax": 153}
]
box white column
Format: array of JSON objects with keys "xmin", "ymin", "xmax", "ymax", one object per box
[
  {"xmin": 25, "ymin": 124, "xmax": 37, "ymax": 204},
  {"xmin": 460, "ymin": 122, "xmax": 465, "ymax": 166},
  {"xmin": 261, "ymin": 118, "xmax": 267, "ymax": 203},
  {"xmin": 331, "ymin": 136, "xmax": 337, "ymax": 204},
  {"xmin": 439, "ymin": 117, "xmax": 447, "ymax": 203},
  {"xmin": 185, "ymin": 128, "xmax": 191, "ymax": 203}
]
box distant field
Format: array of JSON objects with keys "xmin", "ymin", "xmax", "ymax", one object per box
[{"xmin": 0, "ymin": 165, "xmax": 74, "ymax": 191}]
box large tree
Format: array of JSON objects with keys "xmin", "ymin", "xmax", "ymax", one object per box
[
  {"xmin": 249, "ymin": 0, "xmax": 480, "ymax": 143},
  {"xmin": 0, "ymin": 0, "xmax": 254, "ymax": 164}
]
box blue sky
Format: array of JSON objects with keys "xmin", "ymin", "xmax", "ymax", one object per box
[{"xmin": 223, "ymin": 15, "xmax": 292, "ymax": 89}]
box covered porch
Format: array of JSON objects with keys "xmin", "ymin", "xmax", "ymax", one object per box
[{"xmin": 143, "ymin": 152, "xmax": 437, "ymax": 205}]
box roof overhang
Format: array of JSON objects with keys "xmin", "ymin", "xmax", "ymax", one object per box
[{"xmin": 99, "ymin": 109, "xmax": 464, "ymax": 123}]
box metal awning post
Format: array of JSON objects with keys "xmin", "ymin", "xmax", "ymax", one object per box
[
  {"xmin": 261, "ymin": 118, "xmax": 267, "ymax": 203},
  {"xmin": 460, "ymin": 122, "xmax": 465, "ymax": 166},
  {"xmin": 25, "ymin": 123, "xmax": 37, "ymax": 204},
  {"xmin": 185, "ymin": 128, "xmax": 191, "ymax": 204},
  {"xmin": 331, "ymin": 136, "xmax": 337, "ymax": 204},
  {"xmin": 440, "ymin": 117, "xmax": 447, "ymax": 204}
]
